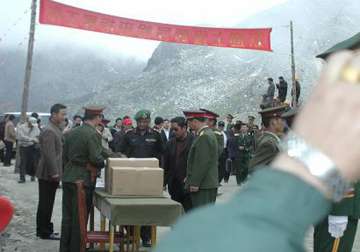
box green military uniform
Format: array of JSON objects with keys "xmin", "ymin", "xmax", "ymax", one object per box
[
  {"xmin": 155, "ymin": 169, "xmax": 331, "ymax": 252},
  {"xmin": 199, "ymin": 108, "xmax": 225, "ymax": 183},
  {"xmin": 314, "ymin": 183, "xmax": 360, "ymax": 252},
  {"xmin": 249, "ymin": 105, "xmax": 288, "ymax": 172},
  {"xmin": 60, "ymin": 107, "xmax": 109, "ymax": 252},
  {"xmin": 186, "ymin": 126, "xmax": 219, "ymax": 208},
  {"xmin": 314, "ymin": 32, "xmax": 360, "ymax": 252},
  {"xmin": 232, "ymin": 132, "xmax": 252, "ymax": 185},
  {"xmin": 249, "ymin": 131, "xmax": 280, "ymax": 171}
]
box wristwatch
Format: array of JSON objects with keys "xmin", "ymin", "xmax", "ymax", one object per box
[{"xmin": 280, "ymin": 131, "xmax": 350, "ymax": 202}]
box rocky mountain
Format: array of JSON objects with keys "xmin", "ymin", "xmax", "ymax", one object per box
[
  {"xmin": 0, "ymin": 45, "xmax": 145, "ymax": 112},
  {"xmin": 86, "ymin": 0, "xmax": 360, "ymax": 121}
]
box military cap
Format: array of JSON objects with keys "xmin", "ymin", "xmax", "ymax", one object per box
[
  {"xmin": 248, "ymin": 115, "xmax": 256, "ymax": 120},
  {"xmin": 115, "ymin": 117, "xmax": 122, "ymax": 122},
  {"xmin": 268, "ymin": 77, "xmax": 274, "ymax": 81},
  {"xmin": 199, "ymin": 108, "xmax": 219, "ymax": 119},
  {"xmin": 83, "ymin": 106, "xmax": 105, "ymax": 116},
  {"xmin": 281, "ymin": 107, "xmax": 298, "ymax": 119},
  {"xmin": 258, "ymin": 105, "xmax": 289, "ymax": 120},
  {"xmin": 281, "ymin": 107, "xmax": 298, "ymax": 127},
  {"xmin": 227, "ymin": 114, "xmax": 234, "ymax": 119},
  {"xmin": 183, "ymin": 110, "xmax": 210, "ymax": 119},
  {"xmin": 134, "ymin": 109, "xmax": 151, "ymax": 121},
  {"xmin": 317, "ymin": 32, "xmax": 360, "ymax": 59},
  {"xmin": 218, "ymin": 121, "xmax": 225, "ymax": 127}
]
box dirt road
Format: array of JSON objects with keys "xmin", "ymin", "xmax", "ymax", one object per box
[{"xmin": 1, "ymin": 164, "xmax": 360, "ymax": 252}]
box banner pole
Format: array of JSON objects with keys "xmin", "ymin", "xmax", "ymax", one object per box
[
  {"xmin": 21, "ymin": 0, "xmax": 37, "ymax": 123},
  {"xmin": 290, "ymin": 20, "xmax": 297, "ymax": 107}
]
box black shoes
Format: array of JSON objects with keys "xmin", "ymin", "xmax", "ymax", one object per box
[
  {"xmin": 37, "ymin": 232, "xmax": 60, "ymax": 240},
  {"xmin": 142, "ymin": 240, "xmax": 152, "ymax": 247}
]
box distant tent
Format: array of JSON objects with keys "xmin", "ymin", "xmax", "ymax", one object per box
[{"xmin": 316, "ymin": 32, "xmax": 360, "ymax": 59}]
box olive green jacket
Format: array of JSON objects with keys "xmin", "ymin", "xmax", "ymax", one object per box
[
  {"xmin": 249, "ymin": 131, "xmax": 280, "ymax": 171},
  {"xmin": 62, "ymin": 123, "xmax": 108, "ymax": 186},
  {"xmin": 186, "ymin": 127, "xmax": 219, "ymax": 189},
  {"xmin": 156, "ymin": 169, "xmax": 330, "ymax": 252}
]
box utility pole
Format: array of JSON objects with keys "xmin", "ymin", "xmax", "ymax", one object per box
[
  {"xmin": 21, "ymin": 0, "xmax": 37, "ymax": 122},
  {"xmin": 290, "ymin": 21, "xmax": 297, "ymax": 107}
]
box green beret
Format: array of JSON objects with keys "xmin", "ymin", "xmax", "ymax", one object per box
[{"xmin": 134, "ymin": 110, "xmax": 151, "ymax": 121}]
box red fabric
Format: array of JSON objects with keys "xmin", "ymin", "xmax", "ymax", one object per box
[
  {"xmin": 184, "ymin": 112, "xmax": 217, "ymax": 119},
  {"xmin": 122, "ymin": 118, "xmax": 133, "ymax": 126},
  {"xmin": 0, "ymin": 196, "xmax": 14, "ymax": 232},
  {"xmin": 39, "ymin": 0, "xmax": 272, "ymax": 51}
]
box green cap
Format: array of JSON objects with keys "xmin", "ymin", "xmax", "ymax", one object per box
[
  {"xmin": 134, "ymin": 110, "xmax": 151, "ymax": 121},
  {"xmin": 317, "ymin": 32, "xmax": 360, "ymax": 59}
]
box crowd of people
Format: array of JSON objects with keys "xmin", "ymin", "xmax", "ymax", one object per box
[{"xmin": 1, "ymin": 33, "xmax": 360, "ymax": 252}]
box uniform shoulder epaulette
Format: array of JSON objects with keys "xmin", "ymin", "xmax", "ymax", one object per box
[
  {"xmin": 234, "ymin": 133, "xmax": 240, "ymax": 136},
  {"xmin": 214, "ymin": 130, "xmax": 222, "ymax": 135},
  {"xmin": 199, "ymin": 131, "xmax": 205, "ymax": 136}
]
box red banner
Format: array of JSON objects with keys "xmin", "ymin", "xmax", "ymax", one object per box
[{"xmin": 39, "ymin": 0, "xmax": 272, "ymax": 51}]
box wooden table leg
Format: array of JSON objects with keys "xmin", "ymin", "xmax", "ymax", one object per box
[
  {"xmin": 109, "ymin": 222, "xmax": 115, "ymax": 252},
  {"xmin": 135, "ymin": 226, "xmax": 141, "ymax": 251},
  {"xmin": 99, "ymin": 214, "xmax": 106, "ymax": 251},
  {"xmin": 151, "ymin": 226, "xmax": 157, "ymax": 248},
  {"xmin": 89, "ymin": 206, "xmax": 95, "ymax": 249}
]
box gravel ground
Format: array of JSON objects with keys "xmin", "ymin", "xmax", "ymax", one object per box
[{"xmin": 1, "ymin": 163, "xmax": 360, "ymax": 252}]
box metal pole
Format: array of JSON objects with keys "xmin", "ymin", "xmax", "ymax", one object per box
[
  {"xmin": 21, "ymin": 0, "xmax": 37, "ymax": 123},
  {"xmin": 290, "ymin": 21, "xmax": 297, "ymax": 107}
]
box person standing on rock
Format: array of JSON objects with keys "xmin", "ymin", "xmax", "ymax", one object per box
[
  {"xmin": 36, "ymin": 104, "xmax": 67, "ymax": 240},
  {"xmin": 276, "ymin": 76, "xmax": 288, "ymax": 103}
]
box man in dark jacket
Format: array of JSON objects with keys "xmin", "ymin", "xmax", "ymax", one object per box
[
  {"xmin": 0, "ymin": 115, "xmax": 9, "ymax": 163},
  {"xmin": 164, "ymin": 117, "xmax": 194, "ymax": 212},
  {"xmin": 119, "ymin": 110, "xmax": 164, "ymax": 247},
  {"xmin": 277, "ymin": 76, "xmax": 288, "ymax": 103},
  {"xmin": 36, "ymin": 104, "xmax": 66, "ymax": 240}
]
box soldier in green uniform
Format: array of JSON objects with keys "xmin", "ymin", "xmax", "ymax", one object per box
[
  {"xmin": 249, "ymin": 105, "xmax": 288, "ymax": 172},
  {"xmin": 183, "ymin": 110, "xmax": 219, "ymax": 209},
  {"xmin": 313, "ymin": 32, "xmax": 360, "ymax": 252},
  {"xmin": 200, "ymin": 109, "xmax": 224, "ymax": 155},
  {"xmin": 228, "ymin": 122, "xmax": 253, "ymax": 185},
  {"xmin": 118, "ymin": 109, "xmax": 164, "ymax": 248},
  {"xmin": 60, "ymin": 106, "xmax": 109, "ymax": 252},
  {"xmin": 200, "ymin": 109, "xmax": 225, "ymax": 183}
]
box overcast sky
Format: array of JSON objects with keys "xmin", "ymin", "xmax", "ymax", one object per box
[{"xmin": 0, "ymin": 0, "xmax": 287, "ymax": 60}]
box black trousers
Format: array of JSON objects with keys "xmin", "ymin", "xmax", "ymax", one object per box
[
  {"xmin": 3, "ymin": 140, "xmax": 13, "ymax": 165},
  {"xmin": 168, "ymin": 179, "xmax": 192, "ymax": 212},
  {"xmin": 19, "ymin": 145, "xmax": 36, "ymax": 181},
  {"xmin": 218, "ymin": 150, "xmax": 227, "ymax": 183},
  {"xmin": 0, "ymin": 148, "xmax": 4, "ymax": 163},
  {"xmin": 36, "ymin": 179, "xmax": 59, "ymax": 238},
  {"xmin": 60, "ymin": 182, "xmax": 94, "ymax": 252}
]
